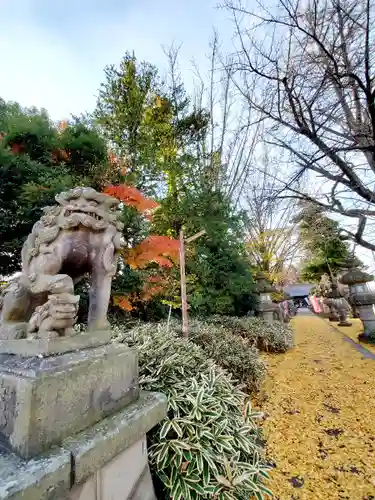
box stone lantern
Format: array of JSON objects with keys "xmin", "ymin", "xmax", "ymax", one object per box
[
  {"xmin": 329, "ymin": 279, "xmax": 352, "ymax": 327},
  {"xmin": 339, "ymin": 258, "xmax": 375, "ymax": 341},
  {"xmin": 255, "ymin": 272, "xmax": 280, "ymax": 323}
]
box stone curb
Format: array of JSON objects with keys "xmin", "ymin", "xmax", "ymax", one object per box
[{"xmin": 0, "ymin": 447, "xmax": 71, "ymax": 500}]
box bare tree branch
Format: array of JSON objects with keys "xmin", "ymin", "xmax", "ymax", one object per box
[
  {"xmin": 192, "ymin": 30, "xmax": 263, "ymax": 202},
  {"xmin": 224, "ymin": 0, "xmax": 375, "ymax": 251},
  {"xmin": 241, "ymin": 153, "xmax": 303, "ymax": 279}
]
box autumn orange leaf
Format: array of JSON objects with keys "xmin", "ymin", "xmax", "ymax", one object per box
[
  {"xmin": 106, "ymin": 185, "xmax": 179, "ymax": 312},
  {"xmin": 147, "ymin": 275, "xmax": 164, "ymax": 283},
  {"xmin": 125, "ymin": 235, "xmax": 180, "ymax": 269},
  {"xmin": 51, "ymin": 148, "xmax": 69, "ymax": 162},
  {"xmin": 141, "ymin": 286, "xmax": 164, "ymax": 301},
  {"xmin": 57, "ymin": 120, "xmax": 68, "ymax": 131},
  {"xmin": 119, "ymin": 297, "xmax": 133, "ymax": 311},
  {"xmin": 104, "ymin": 184, "xmax": 159, "ymax": 216},
  {"xmin": 113, "ymin": 295, "xmax": 134, "ymax": 311},
  {"xmin": 154, "ymin": 256, "xmax": 174, "ymax": 268}
]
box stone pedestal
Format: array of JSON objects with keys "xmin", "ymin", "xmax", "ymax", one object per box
[
  {"xmin": 257, "ymin": 301, "xmax": 280, "ymax": 323},
  {"xmin": 0, "ymin": 343, "xmax": 138, "ymax": 458},
  {"xmin": 0, "ymin": 329, "xmax": 112, "ymax": 357},
  {"xmin": 356, "ymin": 303, "xmax": 375, "ymax": 339},
  {"xmin": 340, "ymin": 259, "xmax": 375, "ymax": 341},
  {"xmin": 0, "ymin": 335, "xmax": 167, "ymax": 500},
  {"xmin": 66, "ymin": 392, "xmax": 165, "ymax": 500},
  {"xmin": 255, "ymin": 273, "xmax": 279, "ymax": 323}
]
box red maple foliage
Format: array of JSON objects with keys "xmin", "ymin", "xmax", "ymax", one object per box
[
  {"xmin": 51, "ymin": 148, "xmax": 70, "ymax": 163},
  {"xmin": 112, "ymin": 295, "xmax": 133, "ymax": 312},
  {"xmin": 104, "ymin": 184, "xmax": 159, "ymax": 219},
  {"xmin": 112, "ymin": 275, "xmax": 168, "ymax": 312},
  {"xmin": 104, "ymin": 184, "xmax": 180, "ymax": 312},
  {"xmin": 125, "ymin": 235, "xmax": 180, "ymax": 269}
]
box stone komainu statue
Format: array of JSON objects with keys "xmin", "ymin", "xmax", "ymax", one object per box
[{"xmin": 0, "ymin": 187, "xmax": 124, "ymax": 340}]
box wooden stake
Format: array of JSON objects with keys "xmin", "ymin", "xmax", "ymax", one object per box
[
  {"xmin": 179, "ymin": 229, "xmax": 189, "ymax": 339},
  {"xmin": 179, "ymin": 228, "xmax": 206, "ymax": 339},
  {"xmin": 185, "ymin": 229, "xmax": 206, "ymax": 244}
]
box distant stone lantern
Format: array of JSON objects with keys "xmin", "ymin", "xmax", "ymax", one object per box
[
  {"xmin": 255, "ymin": 272, "xmax": 280, "ymax": 323},
  {"xmin": 329, "ymin": 279, "xmax": 352, "ymax": 327},
  {"xmin": 339, "ymin": 258, "xmax": 375, "ymax": 341}
]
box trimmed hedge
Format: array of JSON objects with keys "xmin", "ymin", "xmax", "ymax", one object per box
[
  {"xmin": 205, "ymin": 315, "xmax": 294, "ymax": 353},
  {"xmin": 186, "ymin": 319, "xmax": 266, "ymax": 393}
]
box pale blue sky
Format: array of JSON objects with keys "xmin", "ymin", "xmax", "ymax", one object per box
[
  {"xmin": 2, "ymin": 1, "xmax": 374, "ymax": 271},
  {"xmin": 0, "ymin": 0, "xmax": 234, "ymax": 120}
]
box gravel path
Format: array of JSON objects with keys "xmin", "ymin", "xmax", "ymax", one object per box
[{"xmin": 258, "ymin": 315, "xmax": 375, "ymax": 499}]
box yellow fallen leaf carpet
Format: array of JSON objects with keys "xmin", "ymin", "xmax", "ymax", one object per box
[{"xmin": 257, "ymin": 315, "xmax": 375, "ymax": 499}]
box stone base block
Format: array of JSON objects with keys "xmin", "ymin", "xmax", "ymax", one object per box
[
  {"xmin": 0, "ymin": 391, "xmax": 167, "ymax": 500},
  {"xmin": 0, "ymin": 329, "xmax": 111, "ymax": 357},
  {"xmin": 338, "ymin": 321, "xmax": 352, "ymax": 327},
  {"xmin": 0, "ymin": 322, "xmax": 28, "ymax": 341},
  {"xmin": 70, "ymin": 439, "xmax": 154, "ymax": 500},
  {"xmin": 329, "ymin": 315, "xmax": 339, "ymax": 322},
  {"xmin": 0, "ymin": 344, "xmax": 138, "ymax": 459},
  {"xmin": 130, "ymin": 465, "xmax": 157, "ymax": 500},
  {"xmin": 357, "ymin": 305, "xmax": 375, "ymax": 335}
]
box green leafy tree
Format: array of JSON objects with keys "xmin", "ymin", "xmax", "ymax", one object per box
[
  {"xmin": 152, "ymin": 188, "xmax": 256, "ymax": 316},
  {"xmin": 95, "ymin": 50, "xmax": 209, "ymax": 204},
  {"xmin": 95, "ymin": 53, "xmax": 160, "ymax": 190},
  {"xmin": 296, "ymin": 204, "xmax": 351, "ymax": 282},
  {"xmin": 0, "ymin": 98, "xmax": 111, "ymax": 276},
  {"xmin": 96, "ymin": 51, "xmax": 256, "ymax": 317}
]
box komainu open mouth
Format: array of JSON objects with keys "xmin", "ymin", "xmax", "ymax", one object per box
[{"xmin": 65, "ymin": 210, "xmax": 102, "ymax": 221}]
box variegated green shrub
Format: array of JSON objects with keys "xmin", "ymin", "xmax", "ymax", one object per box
[
  {"xmin": 186, "ymin": 319, "xmax": 266, "ymax": 393},
  {"xmin": 118, "ymin": 324, "xmax": 272, "ymax": 500},
  {"xmin": 206, "ymin": 315, "xmax": 294, "ymax": 353}
]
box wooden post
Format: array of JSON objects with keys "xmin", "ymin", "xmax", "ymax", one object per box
[
  {"xmin": 179, "ymin": 229, "xmax": 206, "ymax": 339},
  {"xmin": 179, "ymin": 229, "xmax": 189, "ymax": 339}
]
